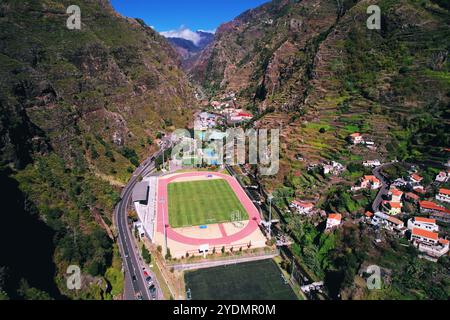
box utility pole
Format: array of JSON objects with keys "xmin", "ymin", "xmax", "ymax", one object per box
[
  {"xmin": 268, "ymin": 194, "xmax": 273, "ymax": 239},
  {"xmin": 291, "ymin": 256, "xmax": 295, "ymax": 280}
]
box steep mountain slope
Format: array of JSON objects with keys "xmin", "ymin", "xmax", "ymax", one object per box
[
  {"xmin": 0, "ymin": 0, "xmax": 194, "ymax": 299},
  {"xmin": 193, "ymin": 0, "xmax": 449, "ymax": 183},
  {"xmin": 193, "ymin": 0, "xmax": 450, "ymax": 299}
]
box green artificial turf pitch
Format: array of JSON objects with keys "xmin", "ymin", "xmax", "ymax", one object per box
[
  {"xmin": 167, "ymin": 179, "xmax": 249, "ymax": 228},
  {"xmin": 185, "ymin": 259, "xmax": 298, "ymax": 300}
]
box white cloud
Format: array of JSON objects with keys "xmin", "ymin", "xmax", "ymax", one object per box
[
  {"xmin": 197, "ymin": 29, "xmax": 216, "ymax": 34},
  {"xmin": 160, "ymin": 26, "xmax": 202, "ymax": 45}
]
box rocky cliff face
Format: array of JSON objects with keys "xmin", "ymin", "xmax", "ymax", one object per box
[
  {"xmin": 0, "ymin": 0, "xmax": 194, "ymax": 173},
  {"xmin": 0, "ymin": 0, "xmax": 194, "ymax": 299}
]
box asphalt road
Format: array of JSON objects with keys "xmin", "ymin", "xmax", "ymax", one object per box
[
  {"xmin": 114, "ymin": 136, "xmax": 172, "ymax": 300},
  {"xmin": 372, "ymin": 164, "xmax": 390, "ymax": 212}
]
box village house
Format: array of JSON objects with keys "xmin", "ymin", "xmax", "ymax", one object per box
[
  {"xmin": 363, "ymin": 159, "xmax": 381, "ymax": 168},
  {"xmin": 419, "ymin": 200, "xmax": 450, "ymax": 224},
  {"xmin": 405, "ymin": 192, "xmax": 420, "ymax": 202},
  {"xmin": 352, "ymin": 175, "xmax": 381, "ymax": 191},
  {"xmin": 322, "ymin": 161, "xmax": 345, "ymax": 175},
  {"xmin": 407, "ymin": 217, "xmax": 439, "ymax": 233},
  {"xmin": 383, "ymin": 201, "xmax": 402, "ymax": 215},
  {"xmin": 195, "ymin": 112, "xmax": 219, "ymax": 131},
  {"xmin": 415, "ymin": 238, "xmax": 449, "ymax": 260},
  {"xmin": 371, "ymin": 211, "xmax": 406, "ymax": 234},
  {"xmin": 411, "ymin": 228, "xmax": 439, "ymax": 245},
  {"xmin": 362, "ymin": 175, "xmax": 381, "ymax": 189},
  {"xmin": 364, "ymin": 211, "xmax": 374, "ymax": 221},
  {"xmin": 290, "ymin": 200, "xmax": 314, "ymax": 215},
  {"xmin": 436, "ymin": 188, "xmax": 450, "ymax": 204},
  {"xmin": 392, "ymin": 178, "xmax": 408, "ymax": 187},
  {"xmin": 227, "ymin": 111, "xmax": 253, "ymax": 124},
  {"xmin": 410, "ymin": 173, "xmax": 424, "ymax": 185},
  {"xmin": 413, "ymin": 185, "xmax": 426, "ymax": 195},
  {"xmin": 410, "ymin": 228, "xmax": 450, "ymax": 260},
  {"xmin": 326, "ymin": 214, "xmax": 342, "ymax": 230},
  {"xmin": 389, "ymin": 187, "xmax": 403, "ymax": 202},
  {"xmin": 348, "ymin": 132, "xmax": 363, "ymax": 144},
  {"xmin": 211, "ymin": 101, "xmax": 221, "ymax": 108},
  {"xmin": 435, "ymin": 171, "xmax": 449, "ymax": 183}
]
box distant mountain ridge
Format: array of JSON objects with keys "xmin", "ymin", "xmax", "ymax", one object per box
[{"xmin": 164, "ymin": 30, "xmax": 215, "ymax": 70}]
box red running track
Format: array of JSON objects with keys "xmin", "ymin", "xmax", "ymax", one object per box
[{"xmin": 156, "ymin": 172, "xmax": 261, "ymax": 246}]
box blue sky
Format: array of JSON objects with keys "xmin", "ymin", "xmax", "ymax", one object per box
[{"xmin": 110, "ymin": 0, "xmax": 269, "ymax": 33}]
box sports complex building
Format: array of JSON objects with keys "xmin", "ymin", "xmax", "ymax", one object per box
[{"xmin": 133, "ymin": 171, "xmax": 267, "ymax": 259}]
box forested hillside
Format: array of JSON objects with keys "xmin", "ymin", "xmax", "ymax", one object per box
[{"xmin": 0, "ymin": 0, "xmax": 194, "ymax": 299}]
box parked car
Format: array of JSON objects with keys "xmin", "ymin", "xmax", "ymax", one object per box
[
  {"xmin": 145, "ymin": 276, "xmax": 153, "ymax": 285},
  {"xmin": 148, "ymin": 285, "xmax": 157, "ymax": 300}
]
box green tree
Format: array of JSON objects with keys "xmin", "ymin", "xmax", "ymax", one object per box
[{"xmin": 142, "ymin": 244, "xmax": 151, "ymax": 264}]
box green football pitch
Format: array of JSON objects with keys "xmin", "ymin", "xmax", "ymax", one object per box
[
  {"xmin": 167, "ymin": 179, "xmax": 249, "ymax": 228},
  {"xmin": 185, "ymin": 259, "xmax": 298, "ymax": 300}
]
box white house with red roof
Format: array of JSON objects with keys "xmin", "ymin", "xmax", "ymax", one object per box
[
  {"xmin": 389, "ymin": 187, "xmax": 403, "ymax": 202},
  {"xmin": 348, "ymin": 132, "xmax": 363, "ymax": 144},
  {"xmin": 363, "ymin": 159, "xmax": 381, "ymax": 168},
  {"xmin": 410, "ymin": 173, "xmax": 423, "ymax": 185},
  {"xmin": 405, "ymin": 192, "xmax": 420, "ymax": 202},
  {"xmin": 435, "ymin": 171, "xmax": 449, "ymax": 183},
  {"xmin": 361, "ymin": 175, "xmax": 381, "ymax": 189},
  {"xmin": 290, "ymin": 200, "xmax": 314, "ymax": 215},
  {"xmin": 326, "ymin": 214, "xmax": 342, "ymax": 230},
  {"xmin": 411, "ymin": 228, "xmax": 439, "ymax": 245},
  {"xmin": 413, "ymin": 185, "xmax": 426, "ymax": 195},
  {"xmin": 407, "ymin": 217, "xmax": 439, "ymax": 233},
  {"xmin": 419, "ymin": 200, "xmax": 450, "ymax": 224},
  {"xmin": 371, "ymin": 211, "xmax": 405, "ymax": 234},
  {"xmin": 436, "ymin": 188, "xmax": 450, "ymax": 203},
  {"xmin": 383, "ymin": 200, "xmax": 402, "ymax": 215},
  {"xmin": 227, "ymin": 111, "xmax": 253, "ymax": 124},
  {"xmin": 410, "ymin": 228, "xmax": 449, "ymax": 260}
]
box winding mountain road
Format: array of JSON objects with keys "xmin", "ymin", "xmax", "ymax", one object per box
[
  {"xmin": 114, "ymin": 137, "xmax": 172, "ymax": 300},
  {"xmin": 371, "ymin": 163, "xmax": 391, "ymax": 212}
]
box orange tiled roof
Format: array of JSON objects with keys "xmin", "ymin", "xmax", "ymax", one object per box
[
  {"xmin": 390, "ymin": 188, "xmax": 403, "ymax": 197},
  {"xmin": 389, "ymin": 201, "xmax": 402, "ymax": 209},
  {"xmin": 365, "ymin": 211, "xmax": 373, "ymax": 217},
  {"xmin": 414, "ymin": 217, "xmax": 436, "ymax": 224},
  {"xmin": 439, "ymin": 188, "xmax": 450, "ymax": 196},
  {"xmin": 364, "ymin": 175, "xmax": 380, "ymax": 183},
  {"xmin": 406, "ymin": 192, "xmax": 419, "ymax": 200},
  {"xmin": 412, "ymin": 228, "xmax": 438, "ymax": 240},
  {"xmin": 420, "ymin": 201, "xmax": 450, "ymax": 214},
  {"xmin": 292, "ymin": 200, "xmax": 314, "ymax": 208},
  {"xmin": 411, "ymin": 173, "xmax": 423, "ymax": 181},
  {"xmin": 387, "ymin": 216, "xmax": 403, "ymax": 225},
  {"xmin": 328, "ymin": 213, "xmax": 342, "ymax": 221}
]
